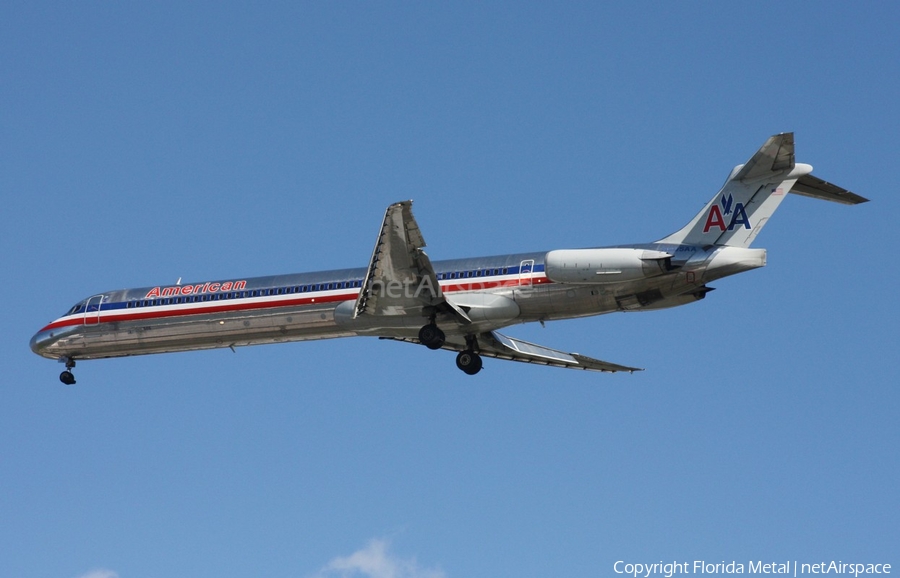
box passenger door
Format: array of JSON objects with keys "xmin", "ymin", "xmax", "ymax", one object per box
[{"xmin": 84, "ymin": 295, "xmax": 103, "ymax": 326}]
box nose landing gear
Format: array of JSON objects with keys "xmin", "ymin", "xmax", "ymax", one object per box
[{"xmin": 59, "ymin": 358, "xmax": 76, "ymax": 385}]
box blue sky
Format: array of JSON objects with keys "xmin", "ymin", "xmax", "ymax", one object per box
[{"xmin": 2, "ymin": 2, "xmax": 897, "ymax": 577}]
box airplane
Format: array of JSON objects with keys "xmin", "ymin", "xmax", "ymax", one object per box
[{"xmin": 31, "ymin": 133, "xmax": 867, "ymax": 384}]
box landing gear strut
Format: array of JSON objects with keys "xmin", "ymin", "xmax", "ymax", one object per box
[
  {"xmin": 418, "ymin": 322, "xmax": 446, "ymax": 350},
  {"xmin": 456, "ymin": 334, "xmax": 483, "ymax": 375},
  {"xmin": 59, "ymin": 358, "xmax": 76, "ymax": 385}
]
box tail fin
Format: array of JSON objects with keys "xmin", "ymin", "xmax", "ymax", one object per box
[{"xmin": 655, "ymin": 132, "xmax": 867, "ymax": 248}]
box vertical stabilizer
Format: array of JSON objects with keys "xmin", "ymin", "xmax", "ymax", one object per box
[{"xmin": 656, "ymin": 133, "xmax": 810, "ymax": 248}]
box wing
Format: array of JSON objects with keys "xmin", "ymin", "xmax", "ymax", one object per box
[
  {"xmin": 353, "ymin": 201, "xmax": 471, "ymax": 323},
  {"xmin": 384, "ymin": 330, "xmax": 642, "ymax": 373}
]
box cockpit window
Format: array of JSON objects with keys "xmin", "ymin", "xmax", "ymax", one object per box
[{"xmin": 65, "ymin": 303, "xmax": 83, "ymax": 316}]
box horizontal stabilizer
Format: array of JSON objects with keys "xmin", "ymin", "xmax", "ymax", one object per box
[
  {"xmin": 791, "ymin": 174, "xmax": 869, "ymax": 205},
  {"xmin": 656, "ymin": 132, "xmax": 867, "ymax": 248},
  {"xmin": 733, "ymin": 132, "xmax": 795, "ymax": 182}
]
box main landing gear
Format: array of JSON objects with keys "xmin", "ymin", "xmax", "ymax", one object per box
[
  {"xmin": 456, "ymin": 333, "xmax": 482, "ymax": 375},
  {"xmin": 418, "ymin": 323, "xmax": 483, "ymax": 375},
  {"xmin": 456, "ymin": 350, "xmax": 483, "ymax": 375},
  {"xmin": 59, "ymin": 358, "xmax": 76, "ymax": 385},
  {"xmin": 418, "ymin": 322, "xmax": 446, "ymax": 350}
]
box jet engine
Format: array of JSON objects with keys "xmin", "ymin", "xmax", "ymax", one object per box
[{"xmin": 545, "ymin": 248, "xmax": 673, "ymax": 284}]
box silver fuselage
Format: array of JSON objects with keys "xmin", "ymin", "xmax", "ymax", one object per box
[{"xmin": 30, "ymin": 243, "xmax": 764, "ymax": 362}]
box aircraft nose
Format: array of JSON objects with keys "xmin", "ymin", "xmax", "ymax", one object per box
[{"xmin": 30, "ymin": 329, "xmax": 57, "ymax": 358}]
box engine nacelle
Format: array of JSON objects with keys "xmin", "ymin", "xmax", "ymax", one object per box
[{"xmin": 545, "ymin": 248, "xmax": 672, "ymax": 284}]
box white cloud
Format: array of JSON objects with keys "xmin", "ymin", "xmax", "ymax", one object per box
[
  {"xmin": 315, "ymin": 538, "xmax": 445, "ymax": 578},
  {"xmin": 76, "ymin": 570, "xmax": 118, "ymax": 578}
]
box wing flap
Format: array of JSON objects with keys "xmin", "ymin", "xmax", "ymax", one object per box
[
  {"xmin": 486, "ymin": 331, "xmax": 642, "ymax": 372},
  {"xmin": 383, "ymin": 331, "xmax": 642, "ymax": 373}
]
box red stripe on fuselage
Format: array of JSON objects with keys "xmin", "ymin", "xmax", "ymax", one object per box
[{"xmin": 39, "ymin": 276, "xmax": 551, "ymax": 332}]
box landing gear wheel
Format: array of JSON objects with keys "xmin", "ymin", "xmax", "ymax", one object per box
[
  {"xmin": 59, "ymin": 357, "xmax": 76, "ymax": 385},
  {"xmin": 418, "ymin": 324, "xmax": 446, "ymax": 350},
  {"xmin": 456, "ymin": 350, "xmax": 483, "ymax": 375}
]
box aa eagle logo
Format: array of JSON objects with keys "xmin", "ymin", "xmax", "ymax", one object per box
[{"xmin": 703, "ymin": 193, "xmax": 751, "ymax": 233}]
